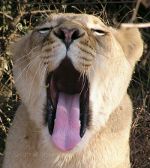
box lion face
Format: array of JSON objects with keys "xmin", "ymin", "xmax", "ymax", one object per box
[{"xmin": 12, "ymin": 13, "xmax": 143, "ymax": 152}]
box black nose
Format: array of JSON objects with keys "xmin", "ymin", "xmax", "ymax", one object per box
[{"xmin": 54, "ymin": 28, "xmax": 82, "ymax": 48}]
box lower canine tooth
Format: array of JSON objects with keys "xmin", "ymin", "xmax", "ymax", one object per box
[{"xmin": 43, "ymin": 84, "xmax": 49, "ymax": 88}]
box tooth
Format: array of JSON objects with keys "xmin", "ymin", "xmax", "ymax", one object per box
[{"xmin": 43, "ymin": 84, "xmax": 49, "ymax": 88}]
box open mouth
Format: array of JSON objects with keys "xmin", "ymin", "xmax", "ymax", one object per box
[{"xmin": 45, "ymin": 57, "xmax": 90, "ymax": 151}]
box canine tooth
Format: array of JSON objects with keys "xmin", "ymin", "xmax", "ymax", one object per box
[{"xmin": 43, "ymin": 84, "xmax": 49, "ymax": 88}]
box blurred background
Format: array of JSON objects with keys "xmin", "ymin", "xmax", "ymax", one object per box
[{"xmin": 0, "ymin": 0, "xmax": 149, "ymax": 167}]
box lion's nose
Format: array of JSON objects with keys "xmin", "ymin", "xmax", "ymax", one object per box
[{"xmin": 54, "ymin": 27, "xmax": 84, "ymax": 49}]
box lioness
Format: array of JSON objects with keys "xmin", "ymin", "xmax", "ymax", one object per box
[{"xmin": 2, "ymin": 13, "xmax": 143, "ymax": 168}]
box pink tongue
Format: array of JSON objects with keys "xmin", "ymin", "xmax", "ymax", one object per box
[{"xmin": 51, "ymin": 92, "xmax": 81, "ymax": 151}]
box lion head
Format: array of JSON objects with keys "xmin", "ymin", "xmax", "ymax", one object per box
[{"xmin": 12, "ymin": 13, "xmax": 143, "ymax": 152}]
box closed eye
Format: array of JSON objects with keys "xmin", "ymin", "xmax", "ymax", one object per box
[
  {"xmin": 38, "ymin": 27, "xmax": 53, "ymax": 34},
  {"xmin": 91, "ymin": 29, "xmax": 106, "ymax": 36}
]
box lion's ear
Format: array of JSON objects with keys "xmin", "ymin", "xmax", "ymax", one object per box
[{"xmin": 113, "ymin": 27, "xmax": 143, "ymax": 66}]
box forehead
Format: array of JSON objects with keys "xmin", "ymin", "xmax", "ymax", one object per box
[{"xmin": 37, "ymin": 13, "xmax": 106, "ymax": 30}]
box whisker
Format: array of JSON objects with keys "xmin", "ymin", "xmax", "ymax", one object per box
[
  {"xmin": 28, "ymin": 61, "xmax": 43, "ymax": 102},
  {"xmin": 14, "ymin": 55, "xmax": 39, "ymax": 82},
  {"xmin": 39, "ymin": 64, "xmax": 48, "ymax": 86},
  {"xmin": 24, "ymin": 54, "xmax": 44, "ymax": 80},
  {"xmin": 79, "ymin": 70, "xmax": 87, "ymax": 95},
  {"xmin": 13, "ymin": 45, "xmax": 40, "ymax": 64},
  {"xmin": 13, "ymin": 54, "xmax": 39, "ymax": 69},
  {"xmin": 97, "ymin": 52, "xmax": 109, "ymax": 58}
]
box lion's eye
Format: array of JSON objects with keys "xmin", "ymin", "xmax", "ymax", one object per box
[
  {"xmin": 91, "ymin": 29, "xmax": 106, "ymax": 36},
  {"xmin": 38, "ymin": 27, "xmax": 52, "ymax": 34}
]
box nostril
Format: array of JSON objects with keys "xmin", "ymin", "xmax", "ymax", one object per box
[
  {"xmin": 54, "ymin": 29, "xmax": 66, "ymax": 41},
  {"xmin": 72, "ymin": 29, "xmax": 80, "ymax": 40}
]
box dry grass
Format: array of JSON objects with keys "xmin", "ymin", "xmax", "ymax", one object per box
[{"xmin": 0, "ymin": 1, "xmax": 150, "ymax": 167}]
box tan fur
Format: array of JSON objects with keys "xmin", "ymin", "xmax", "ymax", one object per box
[{"xmin": 2, "ymin": 13, "xmax": 143, "ymax": 168}]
